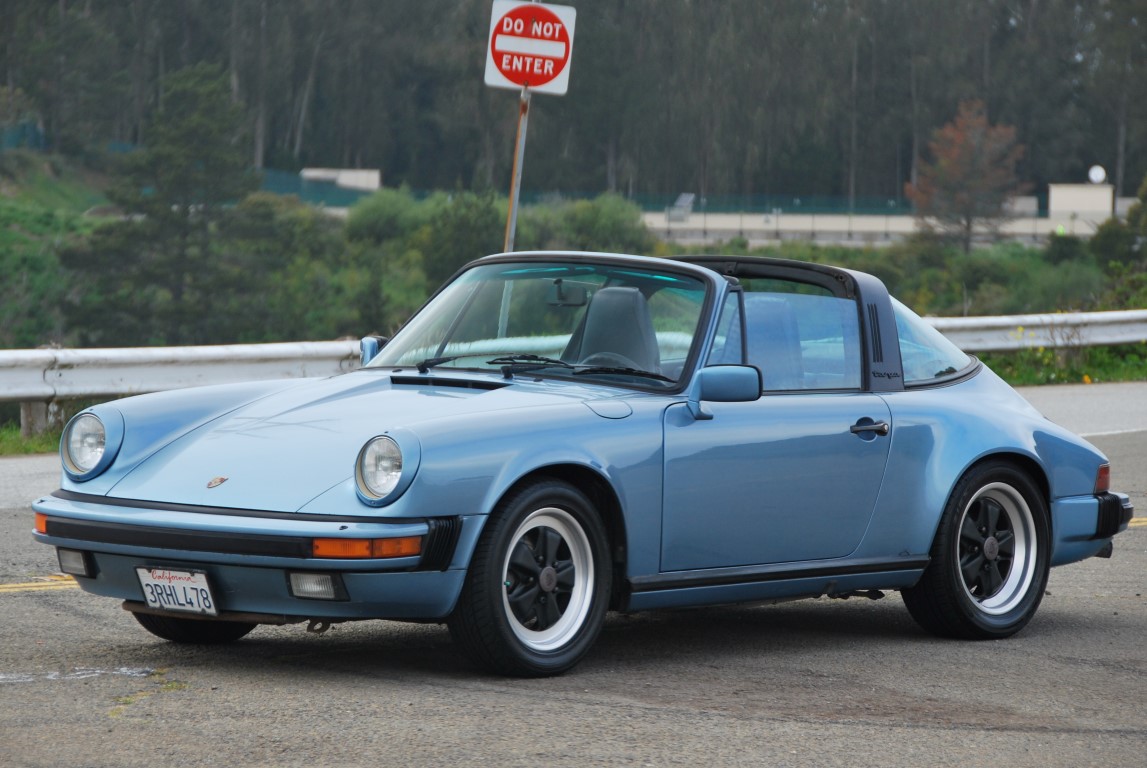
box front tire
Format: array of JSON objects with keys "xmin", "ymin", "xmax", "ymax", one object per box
[
  {"xmin": 903, "ymin": 461, "xmax": 1050, "ymax": 639},
  {"xmin": 133, "ymin": 612, "xmax": 257, "ymax": 644},
  {"xmin": 448, "ymin": 479, "xmax": 611, "ymax": 677}
]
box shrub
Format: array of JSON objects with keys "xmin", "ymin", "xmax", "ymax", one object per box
[
  {"xmin": 1089, "ymin": 219, "xmax": 1136, "ymax": 267},
  {"xmin": 345, "ymin": 187, "xmax": 428, "ymax": 244},
  {"xmin": 1044, "ymin": 234, "xmax": 1089, "ymax": 265}
]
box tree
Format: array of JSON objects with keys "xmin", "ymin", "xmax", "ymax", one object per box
[
  {"xmin": 417, "ymin": 191, "xmax": 503, "ymax": 285},
  {"xmin": 4, "ymin": 2, "xmax": 1146, "ymax": 213},
  {"xmin": 61, "ymin": 63, "xmax": 258, "ymax": 346},
  {"xmin": 1085, "ymin": 0, "xmax": 1147, "ymax": 197},
  {"xmin": 215, "ymin": 192, "xmax": 360, "ymax": 341},
  {"xmin": 905, "ymin": 100, "xmax": 1028, "ymax": 252}
]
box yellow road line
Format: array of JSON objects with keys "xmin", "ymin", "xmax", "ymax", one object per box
[
  {"xmin": 0, "ymin": 576, "xmax": 78, "ymax": 594},
  {"xmin": 1129, "ymin": 518, "xmax": 1146, "ymax": 528}
]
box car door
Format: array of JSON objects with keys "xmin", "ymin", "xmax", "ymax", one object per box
[{"xmin": 660, "ymin": 279, "xmax": 893, "ymax": 572}]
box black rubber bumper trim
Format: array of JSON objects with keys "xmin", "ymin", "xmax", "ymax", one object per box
[
  {"xmin": 628, "ymin": 556, "xmax": 930, "ymax": 594},
  {"xmin": 46, "ymin": 517, "xmax": 312, "ymax": 558},
  {"xmin": 421, "ymin": 517, "xmax": 463, "ymax": 571},
  {"xmin": 44, "ymin": 513, "xmax": 464, "ymax": 571},
  {"xmin": 1095, "ymin": 493, "xmax": 1134, "ymax": 539}
]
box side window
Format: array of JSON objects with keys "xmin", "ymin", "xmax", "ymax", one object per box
[{"xmin": 739, "ymin": 279, "xmax": 861, "ymax": 392}]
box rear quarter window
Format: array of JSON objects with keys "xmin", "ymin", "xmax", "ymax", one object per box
[{"xmin": 892, "ymin": 298, "xmax": 974, "ymax": 384}]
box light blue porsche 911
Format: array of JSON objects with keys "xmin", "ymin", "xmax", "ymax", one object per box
[{"xmin": 33, "ymin": 252, "xmax": 1133, "ymax": 676}]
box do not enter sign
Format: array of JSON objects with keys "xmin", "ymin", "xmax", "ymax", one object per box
[{"xmin": 485, "ymin": 0, "xmax": 577, "ymax": 96}]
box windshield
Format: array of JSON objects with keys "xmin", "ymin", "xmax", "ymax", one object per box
[{"xmin": 369, "ymin": 260, "xmax": 710, "ymax": 388}]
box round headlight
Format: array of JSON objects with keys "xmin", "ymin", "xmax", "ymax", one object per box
[
  {"xmin": 358, "ymin": 436, "xmax": 403, "ymax": 499},
  {"xmin": 65, "ymin": 413, "xmax": 106, "ymax": 475}
]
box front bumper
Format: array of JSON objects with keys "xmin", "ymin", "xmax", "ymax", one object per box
[{"xmin": 33, "ymin": 491, "xmax": 477, "ymax": 621}]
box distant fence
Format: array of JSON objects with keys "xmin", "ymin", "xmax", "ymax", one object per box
[
  {"xmin": 4, "ymin": 309, "xmax": 1146, "ymax": 435},
  {"xmin": 261, "ymin": 169, "xmax": 375, "ymax": 208},
  {"xmin": 257, "ymin": 170, "xmax": 925, "ymax": 216},
  {"xmin": 642, "ymin": 210, "xmax": 1118, "ymax": 247},
  {"xmin": 1, "ymin": 120, "xmax": 46, "ymax": 151}
]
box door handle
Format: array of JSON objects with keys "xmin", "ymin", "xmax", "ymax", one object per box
[{"xmin": 850, "ymin": 420, "xmax": 890, "ymax": 436}]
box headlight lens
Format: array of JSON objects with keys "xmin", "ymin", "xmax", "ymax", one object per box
[
  {"xmin": 64, "ymin": 414, "xmax": 106, "ymax": 475},
  {"xmin": 358, "ymin": 436, "xmax": 403, "ymax": 499}
]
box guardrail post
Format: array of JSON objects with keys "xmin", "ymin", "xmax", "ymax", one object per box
[{"xmin": 19, "ymin": 402, "xmax": 58, "ymax": 438}]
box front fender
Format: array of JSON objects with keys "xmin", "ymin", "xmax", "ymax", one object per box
[{"xmin": 301, "ymin": 399, "xmax": 667, "ymax": 575}]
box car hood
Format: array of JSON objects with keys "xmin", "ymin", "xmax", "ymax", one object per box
[{"xmin": 102, "ymin": 370, "xmax": 624, "ymax": 512}]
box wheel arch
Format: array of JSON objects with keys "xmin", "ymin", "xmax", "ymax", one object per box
[
  {"xmin": 972, "ymin": 452, "xmax": 1048, "ymax": 497},
  {"xmin": 938, "ymin": 451, "xmax": 1052, "ymax": 542}
]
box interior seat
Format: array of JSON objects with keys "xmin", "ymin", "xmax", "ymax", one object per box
[{"xmin": 572, "ymin": 287, "xmax": 661, "ymax": 371}]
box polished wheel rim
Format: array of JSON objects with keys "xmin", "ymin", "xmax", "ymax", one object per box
[
  {"xmin": 501, "ymin": 507, "xmax": 593, "ymax": 652},
  {"xmin": 957, "ymin": 482, "xmax": 1037, "ymax": 615}
]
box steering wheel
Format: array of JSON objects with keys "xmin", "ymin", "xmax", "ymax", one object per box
[{"xmin": 578, "ymin": 352, "xmax": 644, "ymax": 370}]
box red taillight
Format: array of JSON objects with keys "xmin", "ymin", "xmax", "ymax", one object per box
[{"xmin": 1095, "ymin": 464, "xmax": 1111, "ymax": 495}]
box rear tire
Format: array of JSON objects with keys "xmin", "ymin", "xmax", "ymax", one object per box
[
  {"xmin": 448, "ymin": 479, "xmax": 610, "ymax": 677},
  {"xmin": 133, "ymin": 612, "xmax": 257, "ymax": 644},
  {"xmin": 903, "ymin": 461, "xmax": 1050, "ymax": 639}
]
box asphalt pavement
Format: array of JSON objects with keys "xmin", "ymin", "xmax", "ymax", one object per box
[{"xmin": 1, "ymin": 382, "xmax": 1144, "ymax": 767}]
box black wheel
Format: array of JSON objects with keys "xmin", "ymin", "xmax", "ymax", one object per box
[
  {"xmin": 448, "ymin": 479, "xmax": 611, "ymax": 677},
  {"xmin": 133, "ymin": 612, "xmax": 257, "ymax": 644},
  {"xmin": 903, "ymin": 461, "xmax": 1050, "ymax": 639}
]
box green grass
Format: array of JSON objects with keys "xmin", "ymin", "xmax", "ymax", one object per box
[
  {"xmin": 980, "ymin": 342, "xmax": 1147, "ymax": 386},
  {"xmin": 0, "ymin": 423, "xmax": 61, "ymax": 455},
  {"xmin": 0, "ymin": 150, "xmax": 107, "ymax": 212}
]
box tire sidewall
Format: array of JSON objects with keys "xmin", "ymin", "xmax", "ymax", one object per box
[
  {"xmin": 471, "ymin": 480, "xmax": 611, "ymax": 675},
  {"xmin": 941, "ymin": 463, "xmax": 1050, "ymax": 637}
]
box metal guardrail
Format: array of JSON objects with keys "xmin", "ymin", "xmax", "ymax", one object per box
[
  {"xmin": 0, "ymin": 341, "xmax": 360, "ymax": 401},
  {"xmin": 931, "ymin": 309, "xmax": 1147, "ymax": 353},
  {"xmin": 2, "ymin": 310, "xmax": 1145, "ymax": 433},
  {"xmin": 2, "ymin": 341, "xmax": 360, "ymax": 435}
]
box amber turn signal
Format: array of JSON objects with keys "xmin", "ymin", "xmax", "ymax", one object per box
[
  {"xmin": 311, "ymin": 536, "xmax": 422, "ymax": 559},
  {"xmin": 34, "ymin": 512, "xmax": 47, "ymax": 534},
  {"xmin": 371, "ymin": 536, "xmax": 422, "ymax": 558}
]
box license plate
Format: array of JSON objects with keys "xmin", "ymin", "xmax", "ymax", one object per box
[{"xmin": 136, "ymin": 567, "xmax": 219, "ymax": 616}]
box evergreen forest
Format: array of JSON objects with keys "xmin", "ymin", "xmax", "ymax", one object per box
[{"xmin": 3, "ymin": 0, "xmax": 1146, "ymax": 201}]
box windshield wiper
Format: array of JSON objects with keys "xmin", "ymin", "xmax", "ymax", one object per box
[
  {"xmin": 415, "ymin": 356, "xmax": 459, "ymax": 373},
  {"xmin": 487, "ymin": 354, "xmax": 575, "ymax": 378},
  {"xmin": 573, "ymin": 366, "xmax": 674, "ymax": 382}
]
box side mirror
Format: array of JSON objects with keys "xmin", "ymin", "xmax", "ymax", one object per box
[
  {"xmin": 359, "ymin": 336, "xmax": 388, "ymax": 367},
  {"xmin": 687, "ymin": 365, "xmax": 761, "ymax": 420}
]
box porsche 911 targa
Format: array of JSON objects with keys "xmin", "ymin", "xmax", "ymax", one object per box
[{"xmin": 33, "ymin": 252, "xmax": 1133, "ymax": 676}]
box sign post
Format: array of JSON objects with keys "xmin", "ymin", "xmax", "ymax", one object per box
[{"xmin": 484, "ymin": 0, "xmax": 576, "ymax": 251}]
